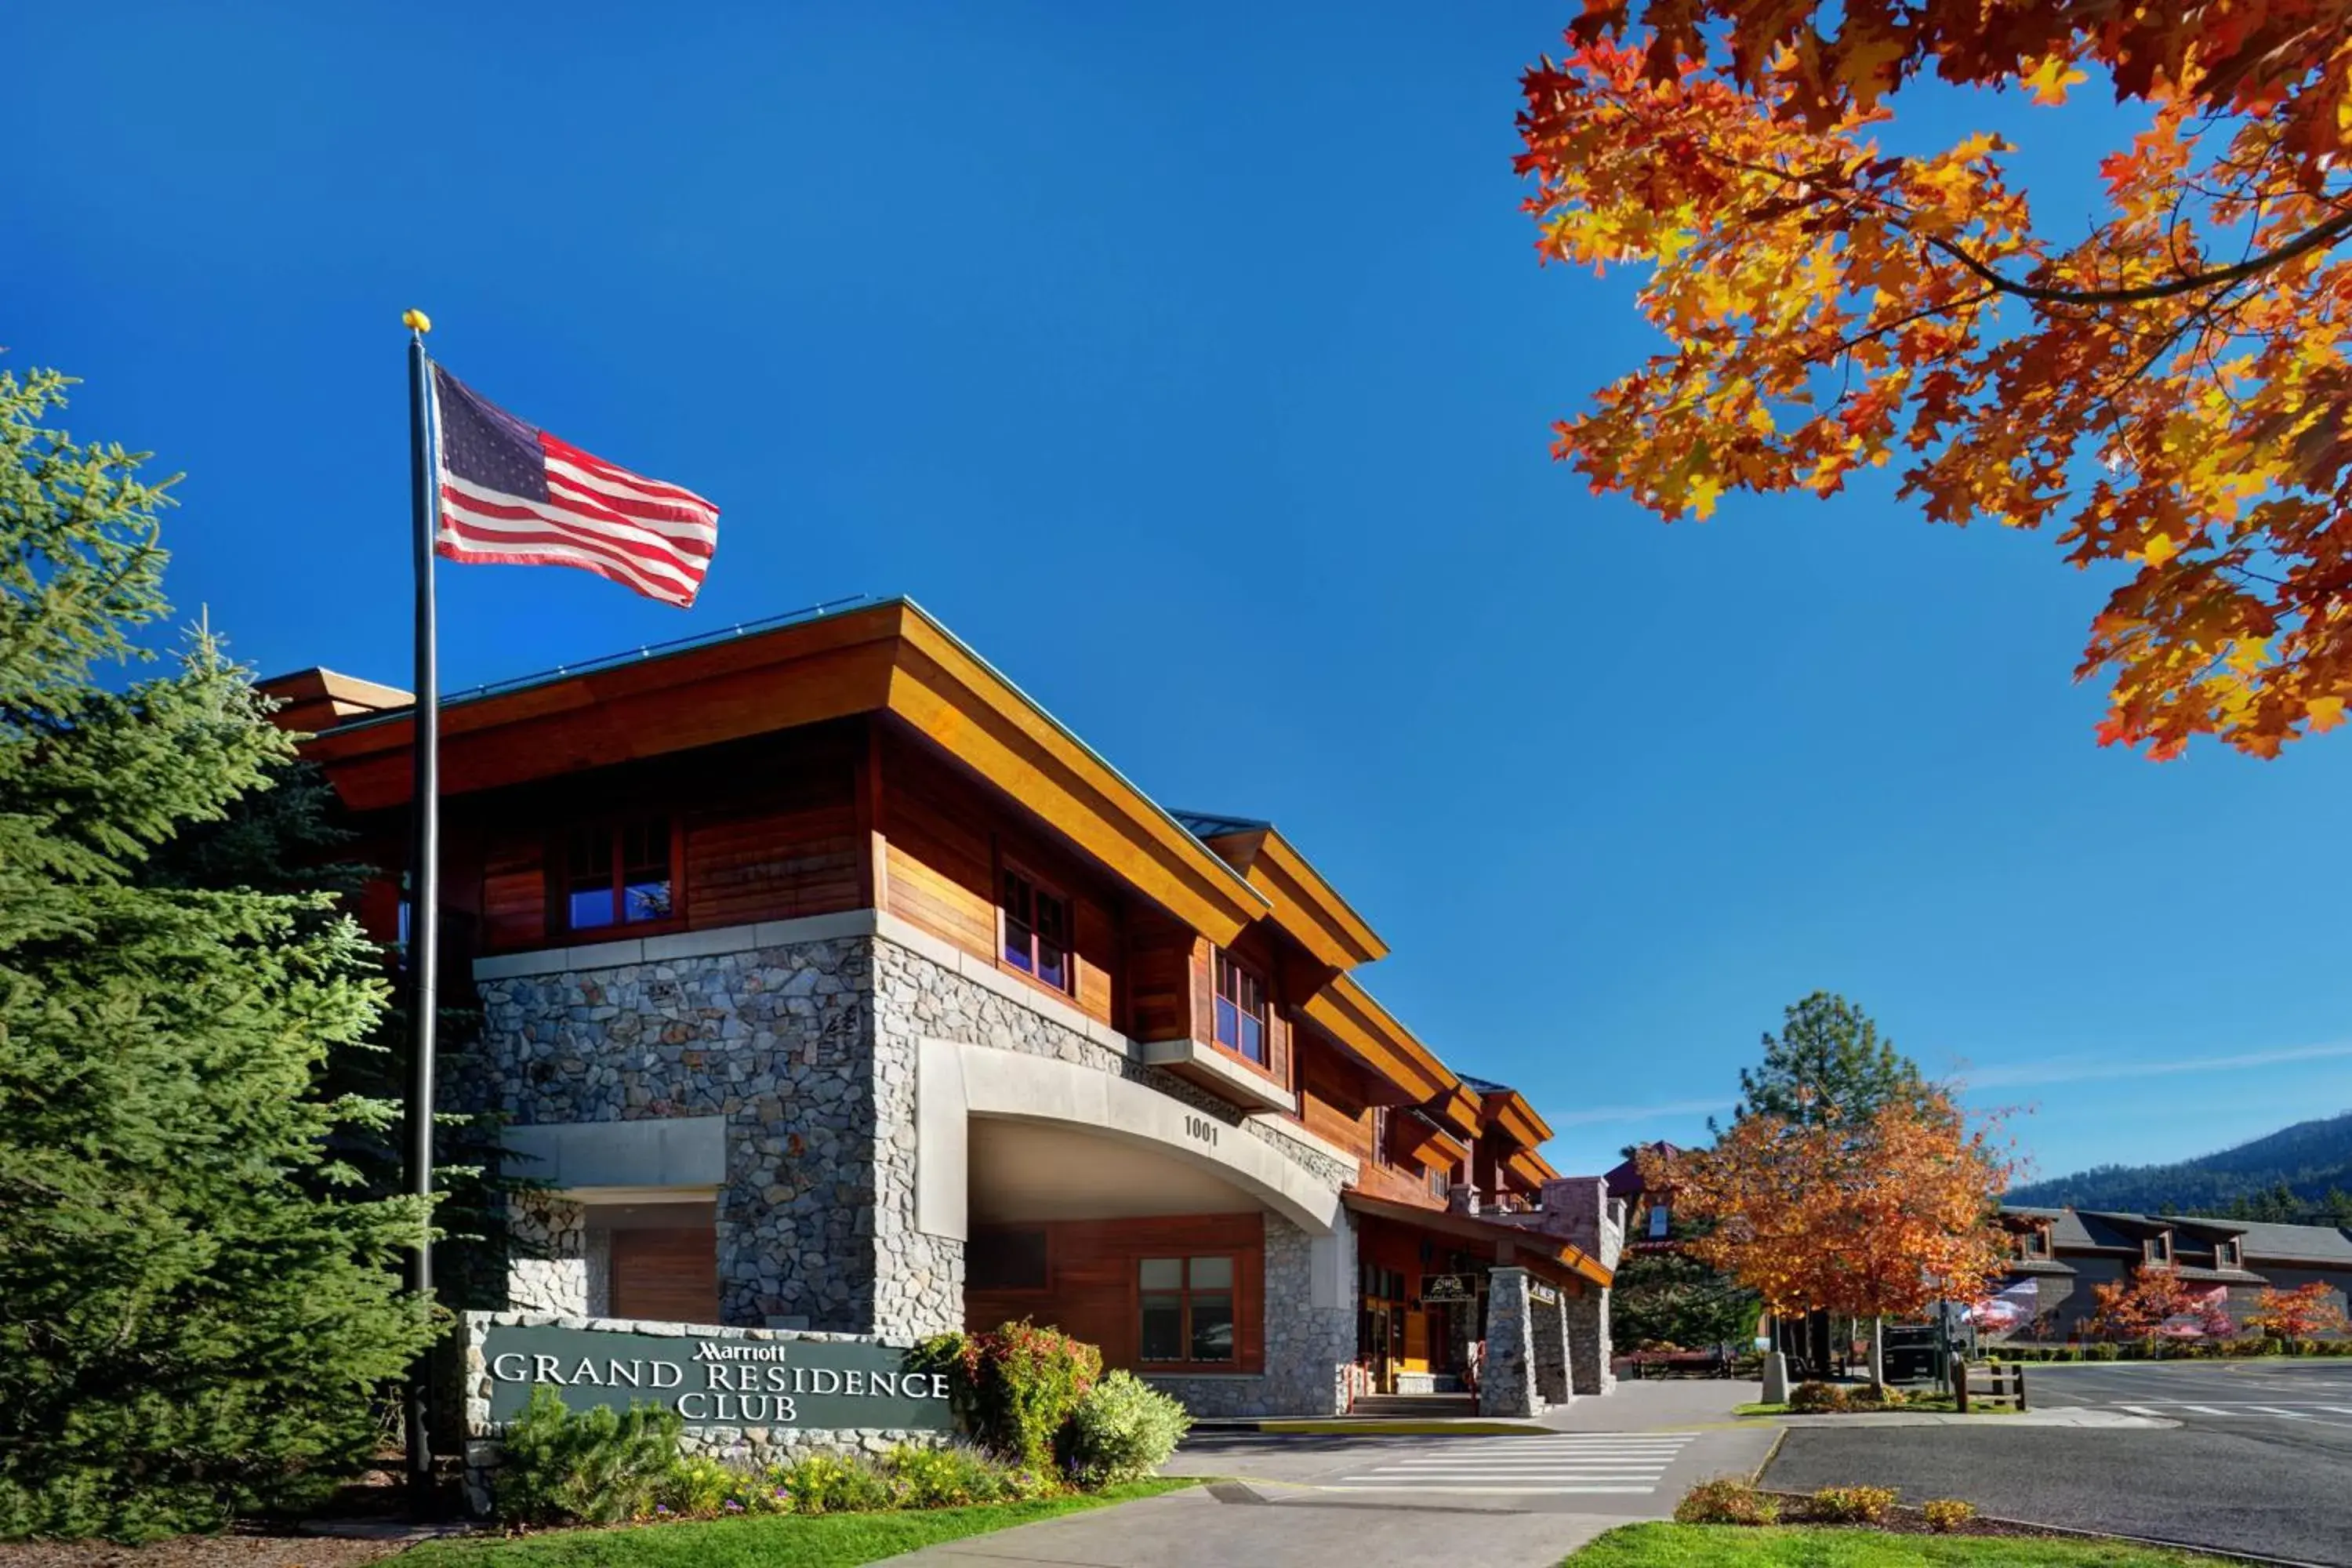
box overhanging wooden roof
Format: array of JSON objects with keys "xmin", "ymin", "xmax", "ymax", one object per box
[
  {"xmin": 1186, "ymin": 822, "xmax": 1388, "ymax": 971},
  {"xmin": 1477, "ymin": 1085, "xmax": 1555, "ymax": 1151},
  {"xmin": 1294, "ymin": 973, "xmax": 1458, "ymax": 1105},
  {"xmin": 1345, "ymin": 1193, "xmax": 1611, "ymax": 1288},
  {"xmin": 288, "ymin": 598, "xmax": 1271, "ymax": 944}
]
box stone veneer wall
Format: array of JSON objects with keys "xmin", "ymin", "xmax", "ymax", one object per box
[
  {"xmin": 1533, "ymin": 1289, "xmax": 1571, "ymax": 1406},
  {"xmin": 1479, "ymin": 1268, "xmax": 1540, "ymax": 1417},
  {"xmin": 506, "ymin": 1196, "xmax": 590, "ymax": 1316},
  {"xmin": 455, "ymin": 1312, "xmax": 943, "ymax": 1515},
  {"xmin": 470, "ymin": 935, "xmax": 898, "ymax": 1334},
  {"xmin": 467, "ymin": 916, "xmax": 1357, "ymax": 1412},
  {"xmin": 1567, "ymin": 1288, "xmax": 1613, "ymax": 1396}
]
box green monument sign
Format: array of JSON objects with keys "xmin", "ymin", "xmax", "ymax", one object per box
[{"xmin": 481, "ymin": 1323, "xmax": 957, "ymax": 1432}]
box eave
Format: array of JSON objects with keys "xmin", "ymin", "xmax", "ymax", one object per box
[
  {"xmin": 1423, "ymin": 1081, "xmax": 1482, "ymax": 1142},
  {"xmin": 1196, "ymin": 826, "xmax": 1388, "ymax": 971},
  {"xmin": 1344, "ymin": 1192, "xmax": 1611, "ymax": 1288},
  {"xmin": 1393, "ymin": 1115, "xmax": 1468, "ymax": 1172},
  {"xmin": 292, "ymin": 598, "xmax": 1270, "ymax": 946},
  {"xmin": 1481, "ymin": 1089, "xmax": 1554, "ymax": 1152},
  {"xmin": 1502, "ymin": 1146, "xmax": 1555, "ymax": 1190},
  {"xmin": 1294, "ymin": 974, "xmax": 1457, "ymax": 1105}
]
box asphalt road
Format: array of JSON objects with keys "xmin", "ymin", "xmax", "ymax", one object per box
[{"xmin": 1767, "ymin": 1361, "xmax": 2352, "ymax": 1566}]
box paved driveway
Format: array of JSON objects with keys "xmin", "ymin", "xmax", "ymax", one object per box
[{"xmin": 1766, "ymin": 1361, "xmax": 2352, "ymax": 1566}]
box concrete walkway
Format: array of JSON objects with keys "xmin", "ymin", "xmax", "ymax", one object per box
[
  {"xmin": 881, "ymin": 1384, "xmax": 1777, "ymax": 1566},
  {"xmin": 877, "ymin": 1483, "xmax": 1635, "ymax": 1567}
]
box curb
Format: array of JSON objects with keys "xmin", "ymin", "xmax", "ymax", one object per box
[
  {"xmin": 1191, "ymin": 1418, "xmax": 1555, "ymax": 1436},
  {"xmin": 1972, "ymin": 1512, "xmax": 2326, "ymax": 1568}
]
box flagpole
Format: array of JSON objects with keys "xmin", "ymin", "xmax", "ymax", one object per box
[{"xmin": 401, "ymin": 307, "xmax": 441, "ymax": 1519}]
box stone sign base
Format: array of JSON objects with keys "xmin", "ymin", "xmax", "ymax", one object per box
[{"xmin": 456, "ymin": 1311, "xmax": 954, "ymax": 1515}]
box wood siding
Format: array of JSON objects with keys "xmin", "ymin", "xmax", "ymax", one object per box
[
  {"xmin": 876, "ymin": 731, "xmax": 1119, "ymax": 1025},
  {"xmin": 964, "ymin": 1212, "xmax": 1265, "ymax": 1374},
  {"xmin": 609, "ymin": 1225, "xmax": 720, "ymax": 1323}
]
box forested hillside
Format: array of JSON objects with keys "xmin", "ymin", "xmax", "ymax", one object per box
[{"xmin": 2008, "ymin": 1110, "xmax": 2352, "ymax": 1219}]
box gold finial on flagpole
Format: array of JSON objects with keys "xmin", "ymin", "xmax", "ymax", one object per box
[{"xmin": 402, "ymin": 308, "xmax": 433, "ymax": 335}]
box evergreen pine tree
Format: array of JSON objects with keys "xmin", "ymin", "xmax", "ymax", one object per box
[
  {"xmin": 0, "ymin": 367, "xmax": 435, "ymax": 1541},
  {"xmin": 1730, "ymin": 991, "xmax": 1935, "ymax": 1127}
]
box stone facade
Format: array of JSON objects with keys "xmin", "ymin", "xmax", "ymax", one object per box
[
  {"xmin": 1532, "ymin": 1284, "xmax": 1571, "ymax": 1406},
  {"xmin": 1567, "ymin": 1285, "xmax": 1613, "ymax": 1396},
  {"xmin": 506, "ymin": 1196, "xmax": 590, "ymax": 1316},
  {"xmin": 465, "ymin": 916, "xmax": 1361, "ymax": 1417},
  {"xmin": 454, "ymin": 1312, "xmax": 944, "ymax": 1515},
  {"xmin": 1479, "ymin": 1267, "xmax": 1541, "ymax": 1417}
]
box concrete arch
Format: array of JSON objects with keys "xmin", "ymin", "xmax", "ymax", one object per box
[{"xmin": 913, "ymin": 1037, "xmax": 1345, "ymax": 1243}]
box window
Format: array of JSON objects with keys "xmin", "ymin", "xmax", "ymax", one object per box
[
  {"xmin": 1000, "ymin": 867, "xmax": 1072, "ymax": 993},
  {"xmin": 1139, "ymin": 1256, "xmax": 1236, "ymax": 1365},
  {"xmin": 1428, "ymin": 1163, "xmax": 1450, "ymax": 1200},
  {"xmin": 2013, "ymin": 1227, "xmax": 2049, "ymax": 1260},
  {"xmin": 1213, "ymin": 951, "xmax": 1267, "ymax": 1065},
  {"xmin": 1370, "ymin": 1105, "xmax": 1392, "ymax": 1167},
  {"xmin": 967, "ymin": 1227, "xmax": 1049, "ymax": 1291},
  {"xmin": 2216, "ymin": 1238, "xmax": 2241, "ymax": 1269},
  {"xmin": 2144, "ymin": 1231, "xmax": 2173, "ymax": 1265},
  {"xmin": 565, "ymin": 816, "xmax": 673, "ymax": 932},
  {"xmin": 1647, "ymin": 1203, "xmax": 1672, "ymax": 1240}
]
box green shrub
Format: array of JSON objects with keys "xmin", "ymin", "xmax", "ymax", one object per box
[
  {"xmin": 1809, "ymin": 1484, "xmax": 1900, "ymax": 1524},
  {"xmin": 1788, "ymin": 1381, "xmax": 1849, "ymax": 1413},
  {"xmin": 1922, "ymin": 1497, "xmax": 1976, "ymax": 1532},
  {"xmin": 495, "ymin": 1387, "xmax": 684, "ymax": 1526},
  {"xmin": 1675, "ymin": 1477, "xmax": 1780, "ymax": 1526},
  {"xmin": 889, "ymin": 1443, "xmax": 1054, "ymax": 1507},
  {"xmin": 1846, "ymin": 1384, "xmax": 1907, "ymax": 1409},
  {"xmin": 1061, "ymin": 1371, "xmax": 1192, "ymax": 1487},
  {"xmin": 653, "ymin": 1454, "xmax": 790, "ymax": 1520},
  {"xmin": 2085, "ymin": 1341, "xmax": 2122, "ymax": 1362},
  {"xmin": 916, "ymin": 1321, "xmax": 1102, "ymax": 1472},
  {"xmin": 774, "ymin": 1450, "xmax": 900, "ymax": 1516}
]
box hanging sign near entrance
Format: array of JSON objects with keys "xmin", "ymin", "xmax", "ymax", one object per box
[
  {"xmin": 1528, "ymin": 1280, "xmax": 1562, "ymax": 1307},
  {"xmin": 481, "ymin": 1323, "xmax": 958, "ymax": 1431},
  {"xmin": 1420, "ymin": 1273, "xmax": 1475, "ymax": 1303}
]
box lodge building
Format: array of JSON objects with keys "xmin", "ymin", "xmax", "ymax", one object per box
[{"xmin": 266, "ymin": 598, "xmax": 1623, "ymax": 1417}]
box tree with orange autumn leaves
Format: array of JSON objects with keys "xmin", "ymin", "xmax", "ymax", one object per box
[
  {"xmin": 2243, "ymin": 1280, "xmax": 2351, "ymax": 1340},
  {"xmin": 1519, "ymin": 2, "xmax": 2352, "ymax": 758},
  {"xmin": 2088, "ymin": 1269, "xmax": 2234, "ymax": 1341},
  {"xmin": 1641, "ymin": 1087, "xmax": 2013, "ymax": 1388}
]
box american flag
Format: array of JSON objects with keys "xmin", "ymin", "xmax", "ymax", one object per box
[{"xmin": 430, "ymin": 364, "xmax": 719, "ymax": 607}]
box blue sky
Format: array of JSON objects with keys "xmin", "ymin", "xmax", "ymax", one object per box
[{"xmin": 11, "ymin": 2, "xmax": 2350, "ymax": 1185}]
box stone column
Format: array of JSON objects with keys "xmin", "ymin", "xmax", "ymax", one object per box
[
  {"xmin": 1568, "ymin": 1283, "xmax": 1617, "ymax": 1396},
  {"xmin": 1533, "ymin": 1283, "xmax": 1572, "ymax": 1406},
  {"xmin": 1480, "ymin": 1267, "xmax": 1541, "ymax": 1417},
  {"xmin": 506, "ymin": 1194, "xmax": 589, "ymax": 1315}
]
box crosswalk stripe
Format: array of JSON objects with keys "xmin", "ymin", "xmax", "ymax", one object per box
[
  {"xmin": 2121, "ymin": 1405, "xmax": 2162, "ymax": 1416},
  {"xmin": 2180, "ymin": 1405, "xmax": 2228, "ymax": 1414}
]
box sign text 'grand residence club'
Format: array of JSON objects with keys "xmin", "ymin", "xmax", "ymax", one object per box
[{"xmin": 264, "ymin": 597, "xmax": 1625, "ymax": 1453}]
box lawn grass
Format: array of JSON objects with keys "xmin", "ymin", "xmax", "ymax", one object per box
[
  {"xmin": 396, "ymin": 1478, "xmax": 1199, "ymax": 1568},
  {"xmin": 1567, "ymin": 1523, "xmax": 2223, "ymax": 1565}
]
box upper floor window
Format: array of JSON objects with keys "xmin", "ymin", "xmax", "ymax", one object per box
[
  {"xmin": 1428, "ymin": 1163, "xmax": 1450, "ymax": 1200},
  {"xmin": 1646, "ymin": 1203, "xmax": 1671, "ymax": 1240},
  {"xmin": 2144, "ymin": 1231, "xmax": 2173, "ymax": 1265},
  {"xmin": 1370, "ymin": 1105, "xmax": 1392, "ymax": 1167},
  {"xmin": 2215, "ymin": 1237, "xmax": 2241, "ymax": 1269},
  {"xmin": 1000, "ymin": 866, "xmax": 1071, "ymax": 993},
  {"xmin": 1213, "ymin": 950, "xmax": 1267, "ymax": 1065},
  {"xmin": 566, "ymin": 816, "xmax": 673, "ymax": 931},
  {"xmin": 2013, "ymin": 1226, "xmax": 2049, "ymax": 1260}
]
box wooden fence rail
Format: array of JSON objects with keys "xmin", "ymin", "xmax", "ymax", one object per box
[{"xmin": 1955, "ymin": 1360, "xmax": 2027, "ymax": 1413}]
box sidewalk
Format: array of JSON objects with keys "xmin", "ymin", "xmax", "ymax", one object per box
[
  {"xmin": 875, "ymin": 1481, "xmax": 1635, "ymax": 1566},
  {"xmin": 1765, "ymin": 1406, "xmax": 2174, "ymax": 1428}
]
